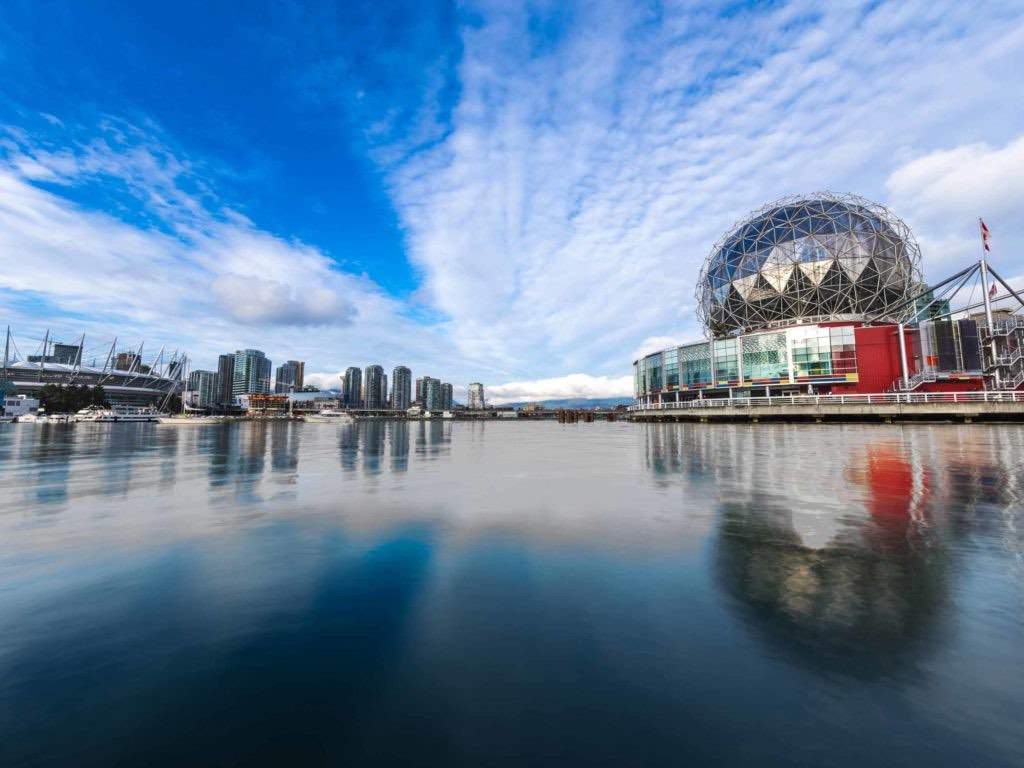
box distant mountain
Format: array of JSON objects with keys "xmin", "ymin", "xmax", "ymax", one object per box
[{"xmin": 500, "ymin": 396, "xmax": 633, "ymax": 409}]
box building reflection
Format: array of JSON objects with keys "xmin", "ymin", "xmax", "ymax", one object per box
[
  {"xmin": 156, "ymin": 425, "xmax": 180, "ymax": 489},
  {"xmin": 23, "ymin": 424, "xmax": 73, "ymax": 507},
  {"xmin": 337, "ymin": 420, "xmax": 448, "ymax": 473},
  {"xmin": 270, "ymin": 422, "xmax": 301, "ymax": 479},
  {"xmin": 206, "ymin": 422, "xmax": 237, "ymax": 487},
  {"xmin": 362, "ymin": 421, "xmax": 386, "ymax": 474},
  {"xmin": 415, "ymin": 420, "xmax": 452, "ymax": 458},
  {"xmin": 389, "ymin": 422, "xmax": 409, "ymax": 473},
  {"xmin": 642, "ymin": 423, "xmax": 1023, "ymax": 676}
]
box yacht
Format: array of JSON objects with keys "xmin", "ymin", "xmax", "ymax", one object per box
[
  {"xmin": 73, "ymin": 405, "xmax": 161, "ymax": 423},
  {"xmin": 303, "ymin": 409, "xmax": 354, "ymax": 424}
]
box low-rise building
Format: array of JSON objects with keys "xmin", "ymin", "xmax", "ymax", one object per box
[{"xmin": 2, "ymin": 395, "xmax": 40, "ymax": 419}]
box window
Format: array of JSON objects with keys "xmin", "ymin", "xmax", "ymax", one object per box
[
  {"xmin": 829, "ymin": 326, "xmax": 857, "ymax": 375},
  {"xmin": 741, "ymin": 332, "xmax": 788, "ymax": 380},
  {"xmin": 663, "ymin": 348, "xmax": 679, "ymax": 388},
  {"xmin": 714, "ymin": 338, "xmax": 739, "ymax": 382},
  {"xmin": 679, "ymin": 343, "xmax": 712, "ymax": 388},
  {"xmin": 790, "ymin": 326, "xmax": 833, "ymax": 377}
]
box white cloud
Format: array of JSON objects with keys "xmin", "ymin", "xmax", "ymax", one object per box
[
  {"xmin": 0, "ymin": 127, "xmax": 472, "ymax": 380},
  {"xmin": 4, "ymin": 1, "xmax": 1024, "ymax": 392},
  {"xmin": 210, "ymin": 275, "xmax": 356, "ymax": 326},
  {"xmin": 303, "ymin": 371, "xmax": 345, "ymax": 391},
  {"xmin": 631, "ymin": 336, "xmax": 688, "ymax": 363},
  {"xmin": 381, "ymin": 0, "xmax": 1024, "ymax": 381},
  {"xmin": 486, "ymin": 373, "xmax": 633, "ymax": 404},
  {"xmin": 886, "ymin": 135, "xmax": 1024, "ymax": 271}
]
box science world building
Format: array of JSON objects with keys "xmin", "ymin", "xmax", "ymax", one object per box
[{"xmin": 634, "ymin": 193, "xmax": 1024, "ymax": 408}]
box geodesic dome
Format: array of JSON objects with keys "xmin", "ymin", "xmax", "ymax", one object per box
[{"xmin": 697, "ymin": 193, "xmax": 922, "ymax": 337}]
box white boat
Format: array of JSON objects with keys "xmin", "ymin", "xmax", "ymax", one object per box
[
  {"xmin": 18, "ymin": 412, "xmax": 72, "ymax": 424},
  {"xmin": 303, "ymin": 409, "xmax": 354, "ymax": 424},
  {"xmin": 158, "ymin": 415, "xmax": 230, "ymax": 425},
  {"xmin": 73, "ymin": 405, "xmax": 161, "ymax": 423}
]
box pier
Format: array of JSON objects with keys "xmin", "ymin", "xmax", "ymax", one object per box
[{"xmin": 628, "ymin": 390, "xmax": 1024, "ymax": 423}]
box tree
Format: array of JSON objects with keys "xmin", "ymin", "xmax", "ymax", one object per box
[{"xmin": 37, "ymin": 384, "xmax": 110, "ymax": 413}]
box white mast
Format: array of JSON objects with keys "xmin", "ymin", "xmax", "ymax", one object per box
[
  {"xmin": 40, "ymin": 329, "xmax": 49, "ymax": 375},
  {"xmin": 128, "ymin": 342, "xmax": 144, "ymax": 375},
  {"xmin": 103, "ymin": 337, "xmax": 117, "ymax": 373}
]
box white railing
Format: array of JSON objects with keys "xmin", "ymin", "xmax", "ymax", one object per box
[
  {"xmin": 987, "ymin": 316, "xmax": 1024, "ymax": 336},
  {"xmin": 893, "ymin": 370, "xmax": 938, "ymax": 391},
  {"xmin": 628, "ymin": 390, "xmax": 1024, "ymax": 412},
  {"xmin": 989, "ymin": 347, "xmax": 1024, "ymax": 369}
]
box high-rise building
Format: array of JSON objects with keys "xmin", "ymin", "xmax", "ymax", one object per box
[
  {"xmin": 392, "ymin": 366, "xmax": 412, "ymax": 411},
  {"xmin": 363, "ymin": 365, "xmax": 386, "ymax": 409},
  {"xmin": 441, "ymin": 382, "xmax": 453, "ymax": 411},
  {"xmin": 423, "ymin": 377, "xmax": 442, "ymax": 412},
  {"xmin": 343, "ymin": 367, "xmax": 362, "ymax": 407},
  {"xmin": 232, "ymin": 349, "xmax": 272, "ymax": 396},
  {"xmin": 28, "ymin": 341, "xmax": 80, "ymax": 366},
  {"xmin": 217, "ymin": 354, "xmax": 235, "ymax": 408},
  {"xmin": 468, "ymin": 382, "xmax": 485, "ymax": 409},
  {"xmin": 188, "ymin": 369, "xmax": 219, "ymax": 409},
  {"xmin": 114, "ymin": 351, "xmax": 148, "ymax": 373},
  {"xmin": 414, "ymin": 377, "xmax": 426, "ymax": 405},
  {"xmin": 274, "ymin": 360, "xmax": 305, "ymax": 393}
]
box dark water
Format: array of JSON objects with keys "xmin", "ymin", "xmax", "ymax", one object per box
[{"xmin": 1, "ymin": 420, "xmax": 1022, "ymax": 767}]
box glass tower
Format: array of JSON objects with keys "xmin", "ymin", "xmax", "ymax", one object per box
[{"xmin": 232, "ymin": 349, "xmax": 271, "ymax": 396}]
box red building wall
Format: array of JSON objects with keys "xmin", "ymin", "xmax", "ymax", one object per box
[{"xmin": 833, "ymin": 325, "xmax": 915, "ymax": 394}]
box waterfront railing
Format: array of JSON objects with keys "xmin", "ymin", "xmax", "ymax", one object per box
[{"xmin": 629, "ymin": 390, "xmax": 1024, "ymax": 411}]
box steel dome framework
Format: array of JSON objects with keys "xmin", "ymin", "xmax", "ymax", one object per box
[{"xmin": 697, "ymin": 193, "xmax": 923, "ymax": 337}]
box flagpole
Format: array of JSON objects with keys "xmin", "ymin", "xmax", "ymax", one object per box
[{"xmin": 979, "ymin": 218, "xmax": 999, "ymax": 387}]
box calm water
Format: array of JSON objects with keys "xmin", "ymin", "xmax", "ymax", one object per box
[{"xmin": 1, "ymin": 420, "xmax": 1022, "ymax": 767}]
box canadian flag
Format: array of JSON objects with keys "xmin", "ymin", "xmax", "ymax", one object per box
[
  {"xmin": 980, "ymin": 218, "xmax": 991, "ymax": 252},
  {"xmin": 989, "ymin": 282, "xmax": 998, "ymax": 299}
]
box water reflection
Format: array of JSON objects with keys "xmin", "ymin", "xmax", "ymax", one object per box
[
  {"xmin": 27, "ymin": 425, "xmax": 73, "ymax": 506},
  {"xmin": 643, "ymin": 423, "xmax": 1024, "ymax": 675},
  {"xmin": 0, "ymin": 421, "xmax": 1022, "ymax": 766},
  {"xmin": 2, "ymin": 421, "xmax": 458, "ymax": 512}
]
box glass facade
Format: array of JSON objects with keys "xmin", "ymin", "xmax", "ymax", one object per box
[
  {"xmin": 679, "ymin": 343, "xmax": 712, "ymax": 388},
  {"xmin": 829, "ymin": 326, "xmax": 857, "ymax": 375},
  {"xmin": 741, "ymin": 332, "xmax": 788, "ymax": 380},
  {"xmin": 634, "ymin": 323, "xmax": 863, "ymax": 400},
  {"xmin": 645, "ymin": 354, "xmax": 663, "ymax": 393},
  {"xmin": 714, "ymin": 338, "xmax": 739, "ymax": 383},
  {"xmin": 663, "ymin": 348, "xmax": 679, "ymax": 389},
  {"xmin": 790, "ymin": 326, "xmax": 833, "ymax": 378}
]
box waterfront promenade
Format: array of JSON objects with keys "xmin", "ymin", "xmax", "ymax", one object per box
[{"xmin": 628, "ymin": 390, "xmax": 1024, "ymax": 423}]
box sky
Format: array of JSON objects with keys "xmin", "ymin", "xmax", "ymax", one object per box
[{"xmin": 1, "ymin": 0, "xmax": 1023, "ymax": 403}]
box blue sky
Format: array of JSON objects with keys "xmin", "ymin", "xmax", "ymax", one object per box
[{"xmin": 2, "ymin": 0, "xmax": 1023, "ymax": 401}]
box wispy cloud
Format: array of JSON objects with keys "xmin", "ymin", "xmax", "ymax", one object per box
[
  {"xmin": 886, "ymin": 136, "xmax": 1024, "ymax": 271},
  {"xmin": 2, "ymin": 1, "xmax": 1024, "ymax": 398},
  {"xmin": 379, "ymin": 0, "xmax": 1024, "ymax": 386},
  {"xmin": 0, "ymin": 120, "xmax": 466, "ymax": 377}
]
